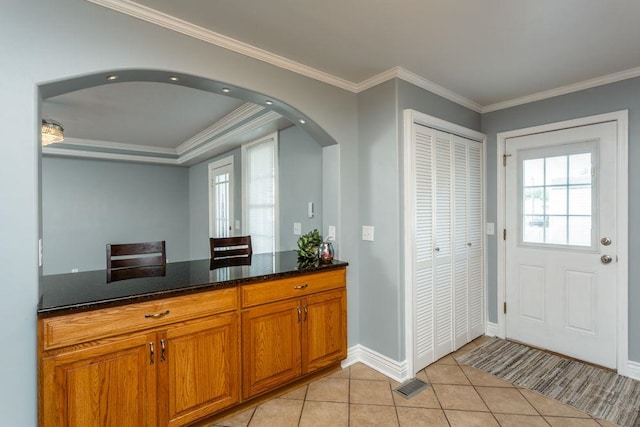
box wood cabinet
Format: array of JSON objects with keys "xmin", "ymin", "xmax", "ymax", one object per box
[
  {"xmin": 38, "ymin": 288, "xmax": 239, "ymax": 427},
  {"xmin": 241, "ymin": 269, "xmax": 347, "ymax": 399},
  {"xmin": 38, "ymin": 267, "xmax": 347, "ymax": 426}
]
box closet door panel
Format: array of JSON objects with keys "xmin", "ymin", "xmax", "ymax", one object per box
[
  {"xmin": 434, "ymin": 131, "xmax": 453, "ymax": 360},
  {"xmin": 467, "ymin": 141, "xmax": 484, "ymax": 338},
  {"xmin": 413, "ymin": 127, "xmax": 435, "ymax": 368},
  {"xmin": 453, "ymin": 139, "xmax": 469, "ymax": 349}
]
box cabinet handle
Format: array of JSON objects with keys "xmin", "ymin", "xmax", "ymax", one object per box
[
  {"xmin": 304, "ymin": 305, "xmax": 308, "ymax": 322},
  {"xmin": 145, "ymin": 310, "xmax": 170, "ymax": 319},
  {"xmin": 149, "ymin": 342, "xmax": 155, "ymax": 365},
  {"xmin": 293, "ymin": 284, "xmax": 309, "ymax": 290},
  {"xmin": 297, "ymin": 306, "xmax": 302, "ymax": 323},
  {"xmin": 160, "ymin": 339, "xmax": 166, "ymax": 362}
]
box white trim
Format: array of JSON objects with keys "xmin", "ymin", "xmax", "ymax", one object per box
[
  {"xmin": 626, "ymin": 360, "xmax": 640, "ymax": 381},
  {"xmin": 496, "ymin": 110, "xmax": 629, "ymax": 375},
  {"xmin": 41, "ymin": 146, "xmax": 179, "ymax": 165},
  {"xmin": 176, "ymin": 103, "xmax": 264, "ymax": 155},
  {"xmin": 59, "ymin": 137, "xmax": 177, "ymax": 155},
  {"xmin": 403, "ymin": 109, "xmax": 486, "ymax": 377},
  {"xmin": 85, "ymin": 0, "xmax": 357, "ymax": 92},
  {"xmin": 485, "ymin": 322, "xmax": 499, "ymax": 337},
  {"xmin": 356, "ymin": 67, "xmax": 482, "ymax": 113},
  {"xmin": 342, "ymin": 345, "xmax": 410, "ymax": 383},
  {"xmin": 208, "ymin": 156, "xmax": 235, "ymax": 239},
  {"xmin": 178, "ymin": 111, "xmax": 282, "ymax": 165},
  {"xmin": 482, "ymin": 67, "xmax": 640, "ymax": 113}
]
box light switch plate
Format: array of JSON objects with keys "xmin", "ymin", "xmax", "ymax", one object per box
[
  {"xmin": 486, "ymin": 222, "xmax": 495, "ymax": 235},
  {"xmin": 362, "ymin": 225, "xmax": 374, "ymax": 241},
  {"xmin": 327, "ymin": 225, "xmax": 336, "ymax": 241},
  {"xmin": 293, "ymin": 222, "xmax": 302, "ymax": 235}
]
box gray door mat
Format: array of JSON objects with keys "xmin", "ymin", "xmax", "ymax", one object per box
[{"xmin": 393, "ymin": 377, "xmax": 430, "ymax": 399}]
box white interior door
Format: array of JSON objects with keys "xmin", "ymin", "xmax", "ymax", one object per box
[{"xmin": 505, "ymin": 122, "xmax": 617, "ymax": 368}]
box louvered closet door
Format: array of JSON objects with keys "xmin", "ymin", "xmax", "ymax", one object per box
[
  {"xmin": 453, "ymin": 136, "xmax": 484, "ymax": 349},
  {"xmin": 433, "ymin": 130, "xmax": 454, "ymax": 360},
  {"xmin": 413, "ymin": 125, "xmax": 435, "ymax": 369},
  {"xmin": 411, "ymin": 119, "xmax": 484, "ymax": 373}
]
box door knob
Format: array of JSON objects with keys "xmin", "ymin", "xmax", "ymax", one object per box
[
  {"xmin": 600, "ymin": 237, "xmax": 612, "ymax": 246},
  {"xmin": 601, "ymin": 255, "xmax": 613, "ymax": 264}
]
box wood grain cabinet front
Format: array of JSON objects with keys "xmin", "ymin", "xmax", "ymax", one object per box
[
  {"xmin": 38, "ymin": 289, "xmax": 240, "ymax": 427},
  {"xmin": 241, "ymin": 270, "xmax": 347, "ymax": 399}
]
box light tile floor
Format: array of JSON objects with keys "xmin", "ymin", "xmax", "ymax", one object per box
[{"xmin": 208, "ymin": 337, "xmax": 619, "ymax": 427}]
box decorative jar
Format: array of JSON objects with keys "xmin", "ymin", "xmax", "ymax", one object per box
[{"xmin": 317, "ymin": 241, "xmax": 334, "ymax": 264}]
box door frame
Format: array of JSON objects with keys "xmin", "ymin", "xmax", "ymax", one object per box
[
  {"xmin": 403, "ymin": 109, "xmax": 487, "ymax": 377},
  {"xmin": 208, "ymin": 155, "xmax": 235, "ymax": 238},
  {"xmin": 495, "ymin": 110, "xmax": 629, "ymax": 376}
]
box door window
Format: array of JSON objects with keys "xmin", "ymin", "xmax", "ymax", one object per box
[{"xmin": 519, "ymin": 141, "xmax": 597, "ymax": 250}]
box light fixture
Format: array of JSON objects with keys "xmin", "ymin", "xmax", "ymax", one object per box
[
  {"xmin": 41, "ymin": 119, "xmax": 64, "ymax": 145},
  {"xmin": 169, "ymin": 75, "xmax": 179, "ymax": 81},
  {"xmin": 222, "ymin": 88, "xmax": 231, "ymax": 93},
  {"xmin": 265, "ymin": 100, "xmax": 273, "ymax": 105},
  {"xmin": 298, "ymin": 119, "xmax": 306, "ymax": 125},
  {"xmin": 106, "ymin": 74, "xmax": 119, "ymax": 81}
]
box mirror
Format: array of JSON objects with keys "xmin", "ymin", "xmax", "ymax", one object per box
[{"xmin": 40, "ymin": 72, "xmax": 330, "ymax": 275}]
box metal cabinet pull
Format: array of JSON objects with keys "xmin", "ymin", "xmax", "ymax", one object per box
[
  {"xmin": 297, "ymin": 306, "xmax": 302, "ymax": 322},
  {"xmin": 160, "ymin": 339, "xmax": 166, "ymax": 362},
  {"xmin": 145, "ymin": 310, "xmax": 170, "ymax": 319},
  {"xmin": 304, "ymin": 305, "xmax": 308, "ymax": 322},
  {"xmin": 293, "ymin": 284, "xmax": 309, "ymax": 290},
  {"xmin": 149, "ymin": 342, "xmax": 155, "ymax": 365}
]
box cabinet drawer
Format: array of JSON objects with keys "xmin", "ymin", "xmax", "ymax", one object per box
[
  {"xmin": 241, "ymin": 268, "xmax": 345, "ymax": 308},
  {"xmin": 41, "ymin": 288, "xmax": 237, "ymax": 351}
]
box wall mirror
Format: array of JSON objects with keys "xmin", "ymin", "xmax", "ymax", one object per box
[{"xmin": 40, "ymin": 70, "xmax": 335, "ymax": 275}]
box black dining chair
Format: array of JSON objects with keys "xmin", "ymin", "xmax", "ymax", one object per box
[{"xmin": 106, "ymin": 240, "xmax": 166, "ymax": 282}]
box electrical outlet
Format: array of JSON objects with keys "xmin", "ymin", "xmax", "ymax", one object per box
[
  {"xmin": 293, "ymin": 222, "xmax": 302, "ymax": 235},
  {"xmin": 362, "ymin": 225, "xmax": 375, "ymax": 241}
]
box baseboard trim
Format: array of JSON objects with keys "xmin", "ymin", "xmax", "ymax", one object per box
[
  {"xmin": 625, "ymin": 360, "xmax": 640, "ymax": 381},
  {"xmin": 485, "ymin": 322, "xmax": 499, "ymax": 337},
  {"xmin": 342, "ymin": 345, "xmax": 410, "ymax": 383}
]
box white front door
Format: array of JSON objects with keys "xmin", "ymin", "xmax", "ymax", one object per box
[
  {"xmin": 209, "ymin": 157, "xmax": 234, "ymax": 238},
  {"xmin": 505, "ymin": 122, "xmax": 617, "ymax": 369}
]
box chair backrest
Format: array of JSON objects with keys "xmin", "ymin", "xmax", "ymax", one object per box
[
  {"xmin": 210, "ymin": 236, "xmax": 252, "ymax": 260},
  {"xmin": 106, "ymin": 241, "xmax": 166, "ymax": 282}
]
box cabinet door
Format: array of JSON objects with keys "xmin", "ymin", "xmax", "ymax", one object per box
[
  {"xmin": 241, "ymin": 299, "xmax": 302, "ymax": 399},
  {"xmin": 302, "ymin": 288, "xmax": 347, "ymax": 373},
  {"xmin": 159, "ymin": 313, "xmax": 240, "ymax": 427},
  {"xmin": 41, "ymin": 333, "xmax": 156, "ymax": 427}
]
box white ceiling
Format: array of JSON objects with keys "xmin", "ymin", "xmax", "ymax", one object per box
[
  {"xmin": 44, "ymin": 0, "xmax": 640, "ymax": 161},
  {"xmin": 128, "ymin": 0, "xmax": 640, "ymax": 108}
]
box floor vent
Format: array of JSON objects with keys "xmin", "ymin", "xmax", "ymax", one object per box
[{"xmin": 393, "ymin": 378, "xmax": 429, "ymax": 399}]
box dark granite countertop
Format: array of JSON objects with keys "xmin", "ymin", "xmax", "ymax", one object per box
[{"xmin": 38, "ymin": 250, "xmax": 348, "ymax": 316}]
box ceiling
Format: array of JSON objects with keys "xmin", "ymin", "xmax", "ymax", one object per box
[{"xmin": 44, "ymin": 0, "xmax": 640, "ymax": 162}]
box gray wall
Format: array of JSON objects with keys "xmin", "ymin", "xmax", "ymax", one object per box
[
  {"xmin": 279, "ymin": 125, "xmax": 323, "ymax": 250},
  {"xmin": 356, "ymin": 78, "xmax": 482, "ymax": 361},
  {"xmin": 2, "ymin": 1, "xmax": 357, "ymax": 424},
  {"xmin": 481, "ymin": 76, "xmax": 640, "ymax": 361},
  {"xmin": 42, "ymin": 157, "xmax": 189, "ymax": 275}
]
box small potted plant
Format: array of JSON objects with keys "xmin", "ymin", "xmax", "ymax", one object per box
[{"xmin": 297, "ymin": 229, "xmax": 322, "ymax": 268}]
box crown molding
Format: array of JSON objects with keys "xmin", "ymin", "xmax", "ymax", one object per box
[
  {"xmin": 86, "ymin": 0, "xmax": 358, "ymax": 92},
  {"xmin": 178, "ymin": 110, "xmax": 283, "ymax": 165},
  {"xmin": 42, "ymin": 146, "xmax": 180, "ymax": 165},
  {"xmin": 85, "ymin": 0, "xmax": 640, "ymax": 116},
  {"xmin": 482, "ymin": 66, "xmax": 640, "ymax": 113},
  {"xmin": 59, "ymin": 137, "xmax": 177, "ymax": 155},
  {"xmin": 176, "ymin": 102, "xmax": 264, "ymax": 155}
]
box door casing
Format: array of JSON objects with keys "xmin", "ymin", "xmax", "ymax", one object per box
[{"xmin": 495, "ymin": 110, "xmax": 629, "ymax": 376}]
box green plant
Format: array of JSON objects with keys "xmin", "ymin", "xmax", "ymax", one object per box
[{"xmin": 297, "ymin": 229, "xmax": 322, "ymax": 263}]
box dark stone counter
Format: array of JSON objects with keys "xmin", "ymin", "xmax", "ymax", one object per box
[{"xmin": 38, "ymin": 250, "xmax": 348, "ymax": 315}]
